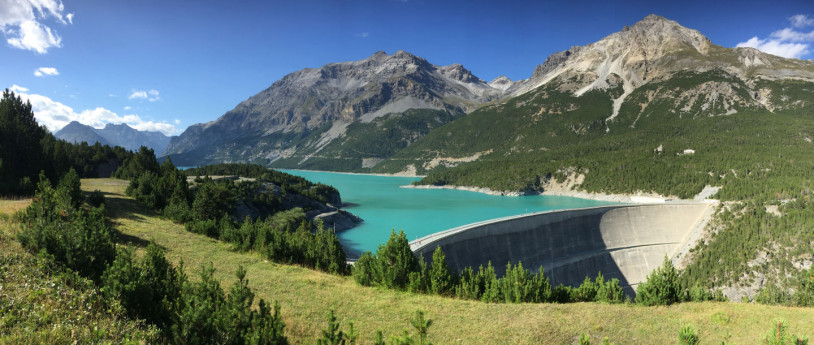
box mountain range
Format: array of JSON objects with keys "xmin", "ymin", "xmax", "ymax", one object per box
[
  {"xmin": 164, "ymin": 14, "xmax": 814, "ymax": 184},
  {"xmin": 55, "ymin": 121, "xmax": 171, "ymax": 154},
  {"xmin": 157, "ymin": 13, "xmax": 814, "ymax": 298}
]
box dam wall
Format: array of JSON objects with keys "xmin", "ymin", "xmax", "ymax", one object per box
[{"xmin": 410, "ymin": 203, "xmax": 713, "ymax": 293}]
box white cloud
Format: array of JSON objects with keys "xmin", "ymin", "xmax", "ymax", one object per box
[
  {"xmin": 10, "ymin": 84, "xmax": 28, "ymax": 92},
  {"xmin": 128, "ymin": 90, "xmax": 147, "ymax": 99},
  {"xmin": 129, "ymin": 88, "xmax": 160, "ymax": 102},
  {"xmin": 356, "ymin": 32, "xmax": 369, "ymax": 38},
  {"xmin": 33, "ymin": 66, "xmax": 59, "ymax": 77},
  {"xmin": 790, "ymin": 14, "xmax": 814, "ymax": 28},
  {"xmin": 123, "ymin": 106, "xmax": 132, "ymax": 110},
  {"xmin": 10, "ymin": 88, "xmax": 178, "ymax": 136},
  {"xmin": 174, "ymin": 119, "xmax": 180, "ymax": 125},
  {"xmin": 737, "ymin": 36, "xmax": 810, "ymax": 59},
  {"xmin": 736, "ymin": 14, "xmax": 814, "ymax": 59},
  {"xmin": 770, "ymin": 27, "xmax": 814, "ymax": 42},
  {"xmin": 0, "ymin": 0, "xmax": 73, "ymax": 54}
]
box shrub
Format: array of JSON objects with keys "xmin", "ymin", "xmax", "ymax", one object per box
[
  {"xmin": 316, "ymin": 309, "xmax": 357, "ymax": 345},
  {"xmin": 101, "ymin": 243, "xmax": 184, "ymax": 332},
  {"xmin": 762, "ymin": 320, "xmax": 809, "ymax": 345},
  {"xmin": 185, "ymin": 218, "xmax": 219, "ymax": 238},
  {"xmin": 87, "ymin": 189, "xmax": 105, "ymax": 207},
  {"xmin": 163, "ymin": 198, "xmax": 192, "ymax": 223},
  {"xmin": 678, "ymin": 325, "xmax": 699, "ymax": 345},
  {"xmin": 429, "ymin": 246, "xmax": 452, "ymax": 296},
  {"xmin": 18, "ymin": 174, "xmax": 115, "ymax": 281},
  {"xmin": 173, "ymin": 264, "xmax": 288, "ymax": 345},
  {"xmin": 374, "ymin": 230, "xmax": 419, "ymax": 289},
  {"xmin": 687, "ymin": 283, "xmax": 713, "ymax": 302},
  {"xmin": 57, "ymin": 168, "xmax": 83, "ymax": 208},
  {"xmin": 353, "ymin": 251, "xmax": 377, "ymax": 286},
  {"xmin": 636, "ymin": 256, "xmax": 682, "ymax": 306},
  {"xmin": 572, "ymin": 276, "xmax": 598, "ymax": 302},
  {"xmin": 594, "ymin": 273, "xmax": 625, "ymax": 303}
]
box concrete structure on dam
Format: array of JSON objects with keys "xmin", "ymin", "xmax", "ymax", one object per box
[{"xmin": 410, "ymin": 203, "xmax": 715, "ymax": 295}]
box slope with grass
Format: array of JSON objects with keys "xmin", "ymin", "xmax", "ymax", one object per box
[
  {"xmin": 0, "ymin": 199, "xmax": 159, "ymax": 344},
  {"xmin": 65, "ymin": 178, "xmax": 814, "ymax": 344}
]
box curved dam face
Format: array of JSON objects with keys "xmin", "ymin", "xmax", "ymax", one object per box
[{"xmin": 410, "ymin": 203, "xmax": 714, "ymax": 294}]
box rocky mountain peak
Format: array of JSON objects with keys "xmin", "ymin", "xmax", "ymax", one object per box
[
  {"xmin": 526, "ymin": 14, "xmax": 712, "ymax": 83},
  {"xmin": 488, "ymin": 76, "xmax": 514, "ymax": 91},
  {"xmin": 621, "ymin": 14, "xmax": 712, "ymax": 55},
  {"xmin": 440, "ymin": 63, "xmax": 483, "ymax": 83}
]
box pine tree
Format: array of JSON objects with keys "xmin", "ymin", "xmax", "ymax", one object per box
[
  {"xmin": 409, "ymin": 310, "xmax": 432, "ymax": 345},
  {"xmin": 429, "ymin": 246, "xmax": 452, "ymax": 296},
  {"xmin": 635, "ymin": 256, "xmax": 682, "ymax": 306}
]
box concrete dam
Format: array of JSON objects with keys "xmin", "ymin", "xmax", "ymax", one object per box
[{"xmin": 410, "ymin": 203, "xmax": 714, "ymax": 294}]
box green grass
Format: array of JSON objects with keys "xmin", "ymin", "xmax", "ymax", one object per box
[
  {"xmin": 0, "ymin": 195, "xmax": 158, "ymax": 344},
  {"xmin": 76, "ymin": 178, "xmax": 814, "ymax": 344}
]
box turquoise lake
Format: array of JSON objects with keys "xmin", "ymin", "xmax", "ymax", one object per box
[{"xmin": 281, "ymin": 170, "xmax": 618, "ymax": 256}]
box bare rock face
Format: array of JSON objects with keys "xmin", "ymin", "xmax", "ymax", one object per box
[
  {"xmin": 512, "ymin": 15, "xmax": 715, "ymax": 101},
  {"xmin": 508, "ymin": 14, "xmax": 814, "ymax": 129},
  {"xmin": 166, "ymin": 14, "xmax": 814, "ymax": 166},
  {"xmin": 488, "ymin": 76, "xmax": 514, "ymax": 91},
  {"xmin": 165, "ymin": 51, "xmax": 506, "ymax": 165}
]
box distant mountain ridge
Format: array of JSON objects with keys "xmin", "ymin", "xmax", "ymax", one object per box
[
  {"xmin": 164, "ymin": 14, "xmax": 814, "ymax": 174},
  {"xmin": 55, "ymin": 121, "xmax": 171, "ymax": 154},
  {"xmin": 164, "ymin": 50, "xmax": 509, "ymax": 166}
]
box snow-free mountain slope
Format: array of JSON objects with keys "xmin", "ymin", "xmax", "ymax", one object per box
[
  {"xmin": 55, "ymin": 121, "xmax": 171, "ymax": 153},
  {"xmin": 164, "ymin": 50, "xmax": 507, "ymax": 167},
  {"xmin": 166, "ymin": 14, "xmax": 814, "ymax": 174}
]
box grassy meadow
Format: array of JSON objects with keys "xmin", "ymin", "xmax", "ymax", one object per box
[{"xmin": 1, "ymin": 178, "xmax": 813, "ymax": 344}]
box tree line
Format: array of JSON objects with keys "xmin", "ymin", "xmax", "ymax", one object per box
[
  {"xmin": 352, "ymin": 230, "xmax": 728, "ymax": 306},
  {"xmin": 123, "ymin": 158, "xmax": 350, "ymax": 275},
  {"xmin": 0, "ymin": 89, "xmax": 136, "ymax": 196}
]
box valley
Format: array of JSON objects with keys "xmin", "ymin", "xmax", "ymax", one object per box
[
  {"xmin": 159, "ymin": 14, "xmax": 814, "ymax": 304},
  {"xmin": 4, "ymin": 179, "xmax": 813, "ymax": 344},
  {"xmin": 4, "ymin": 7, "xmax": 814, "ymax": 343}
]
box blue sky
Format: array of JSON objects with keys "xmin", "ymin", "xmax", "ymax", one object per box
[{"xmin": 2, "ymin": 0, "xmax": 813, "ymax": 136}]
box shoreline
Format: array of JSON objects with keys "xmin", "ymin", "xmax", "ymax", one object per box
[
  {"xmin": 281, "ymin": 168, "xmax": 718, "ymax": 204},
  {"xmin": 402, "ymin": 184, "xmax": 717, "ymax": 204},
  {"xmin": 278, "ymin": 168, "xmax": 425, "ymax": 178}
]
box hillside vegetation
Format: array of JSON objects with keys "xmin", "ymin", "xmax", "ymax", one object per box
[{"xmin": 11, "ymin": 178, "xmax": 809, "ymax": 344}]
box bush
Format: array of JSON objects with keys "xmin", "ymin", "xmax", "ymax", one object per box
[
  {"xmin": 101, "ymin": 243, "xmax": 184, "ymax": 332},
  {"xmin": 18, "ymin": 174, "xmax": 115, "ymax": 281},
  {"xmin": 762, "ymin": 320, "xmax": 809, "ymax": 345},
  {"xmin": 594, "ymin": 273, "xmax": 625, "ymax": 303},
  {"xmin": 185, "ymin": 218, "xmax": 219, "ymax": 238},
  {"xmin": 429, "ymin": 246, "xmax": 452, "ymax": 296},
  {"xmin": 163, "ymin": 198, "xmax": 192, "ymax": 223},
  {"xmin": 316, "ymin": 309, "xmax": 357, "ymax": 345},
  {"xmin": 353, "ymin": 251, "xmax": 377, "ymax": 287},
  {"xmin": 678, "ymin": 325, "xmax": 699, "ymax": 345},
  {"xmin": 636, "ymin": 257, "xmax": 682, "ymax": 306},
  {"xmin": 374, "ymin": 230, "xmax": 419, "ymax": 289},
  {"xmin": 57, "ymin": 168, "xmax": 83, "ymax": 208},
  {"xmin": 794, "ymin": 266, "xmax": 814, "ymax": 306},
  {"xmin": 686, "ymin": 283, "xmax": 713, "ymax": 302},
  {"xmin": 87, "ymin": 189, "xmax": 105, "ymax": 207},
  {"xmin": 173, "ymin": 264, "xmax": 288, "ymax": 345}
]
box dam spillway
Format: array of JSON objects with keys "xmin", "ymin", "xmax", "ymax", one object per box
[{"xmin": 410, "ymin": 203, "xmax": 714, "ymax": 294}]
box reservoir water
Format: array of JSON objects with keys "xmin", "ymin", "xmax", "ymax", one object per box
[{"xmin": 281, "ymin": 170, "xmax": 618, "ymax": 256}]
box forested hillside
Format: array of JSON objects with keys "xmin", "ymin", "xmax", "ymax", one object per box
[{"xmin": 0, "ymin": 90, "xmax": 136, "ymax": 196}]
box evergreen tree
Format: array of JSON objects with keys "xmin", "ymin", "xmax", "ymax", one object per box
[
  {"xmin": 636, "ymin": 256, "xmax": 682, "ymax": 306},
  {"xmin": 409, "ymin": 310, "xmax": 432, "ymax": 345},
  {"xmin": 374, "ymin": 230, "xmax": 419, "ymax": 289},
  {"xmin": 0, "ymin": 89, "xmax": 48, "ymax": 194},
  {"xmin": 428, "ymin": 246, "xmax": 452, "ymax": 296}
]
